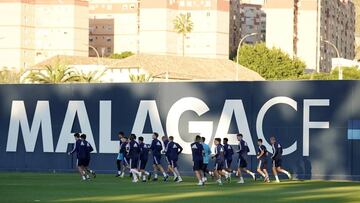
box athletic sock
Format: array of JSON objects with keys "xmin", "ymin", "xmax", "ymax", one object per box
[
  {"xmin": 275, "ymin": 175, "xmax": 280, "ymax": 182},
  {"xmin": 163, "ymin": 172, "xmax": 167, "ymax": 177},
  {"xmin": 82, "ymin": 176, "xmax": 86, "ymax": 180},
  {"xmin": 144, "ymin": 171, "xmax": 150, "ymax": 176},
  {"xmin": 239, "ymin": 176, "xmax": 244, "ymax": 182},
  {"xmin": 283, "ymin": 171, "xmax": 291, "ymax": 179},
  {"xmin": 154, "ymin": 174, "xmax": 158, "ymax": 179}
]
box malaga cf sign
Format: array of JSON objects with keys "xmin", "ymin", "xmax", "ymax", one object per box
[{"xmin": 0, "ymin": 81, "xmax": 359, "ymax": 180}]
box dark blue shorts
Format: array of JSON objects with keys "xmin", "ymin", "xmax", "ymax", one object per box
[
  {"xmin": 193, "ymin": 160, "xmax": 203, "ymax": 171},
  {"xmin": 139, "ymin": 159, "xmax": 148, "ymax": 170},
  {"xmin": 214, "ymin": 161, "xmax": 225, "ymax": 171},
  {"xmin": 225, "ymin": 159, "xmax": 232, "ymax": 168},
  {"xmin": 78, "ymin": 158, "xmax": 90, "ymax": 167},
  {"xmin": 153, "ymin": 155, "xmax": 162, "ymax": 165},
  {"xmin": 272, "ymin": 159, "xmax": 282, "ymax": 168},
  {"xmin": 129, "ymin": 158, "xmax": 139, "ymax": 169},
  {"xmin": 258, "ymin": 159, "xmax": 267, "ymax": 170},
  {"xmin": 238, "ymin": 157, "xmax": 247, "ymax": 168},
  {"xmin": 169, "ymin": 159, "xmax": 178, "ymax": 168}
]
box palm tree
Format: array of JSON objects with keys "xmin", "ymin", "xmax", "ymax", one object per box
[
  {"xmin": 173, "ymin": 13, "xmax": 194, "ymax": 56},
  {"xmin": 26, "ymin": 63, "xmax": 80, "ymax": 84},
  {"xmin": 129, "ymin": 74, "xmax": 153, "ymax": 83},
  {"xmin": 0, "ymin": 67, "xmax": 24, "ymax": 84},
  {"xmin": 76, "ymin": 70, "xmax": 106, "ymax": 83}
]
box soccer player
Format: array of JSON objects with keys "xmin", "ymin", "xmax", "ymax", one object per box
[
  {"xmin": 236, "ymin": 134, "xmax": 256, "ymax": 184},
  {"xmin": 162, "ymin": 136, "xmax": 171, "ymax": 174},
  {"xmin": 81, "ymin": 134, "xmax": 96, "ymax": 179},
  {"xmin": 223, "ymin": 138, "xmax": 234, "ymax": 177},
  {"xmin": 213, "ymin": 138, "xmax": 228, "ymax": 185},
  {"xmin": 127, "ymin": 134, "xmax": 142, "ymax": 183},
  {"xmin": 201, "ymin": 137, "xmax": 211, "ymax": 182},
  {"xmin": 191, "ymin": 135, "xmax": 204, "ymax": 186},
  {"xmin": 115, "ymin": 132, "xmax": 125, "ymax": 177},
  {"xmin": 69, "ymin": 133, "xmax": 94, "ymax": 180},
  {"xmin": 256, "ymin": 139, "xmax": 270, "ymax": 183},
  {"xmin": 165, "ymin": 136, "xmax": 183, "ymax": 182},
  {"xmin": 270, "ymin": 136, "xmax": 292, "ymax": 183},
  {"xmin": 138, "ymin": 136, "xmax": 152, "ymax": 182},
  {"xmin": 150, "ymin": 132, "xmax": 169, "ymax": 181},
  {"xmin": 120, "ymin": 136, "xmax": 129, "ymax": 178},
  {"xmin": 67, "ymin": 133, "xmax": 82, "ymax": 178}
]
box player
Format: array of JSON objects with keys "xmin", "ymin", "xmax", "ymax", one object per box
[
  {"xmin": 236, "ymin": 134, "xmax": 256, "ymax": 184},
  {"xmin": 127, "ymin": 134, "xmax": 142, "ymax": 183},
  {"xmin": 162, "ymin": 136, "xmax": 172, "ymax": 174},
  {"xmin": 191, "ymin": 135, "xmax": 204, "ymax": 186},
  {"xmin": 68, "ymin": 133, "xmax": 94, "ymax": 180},
  {"xmin": 115, "ymin": 132, "xmax": 125, "ymax": 177},
  {"xmin": 67, "ymin": 133, "xmax": 82, "ymax": 178},
  {"xmin": 165, "ymin": 136, "xmax": 183, "ymax": 182},
  {"xmin": 213, "ymin": 138, "xmax": 228, "ymax": 185},
  {"xmin": 223, "ymin": 138, "xmax": 234, "ymax": 179},
  {"xmin": 201, "ymin": 137, "xmax": 211, "ymax": 182},
  {"xmin": 81, "ymin": 134, "xmax": 96, "ymax": 179},
  {"xmin": 150, "ymin": 132, "xmax": 169, "ymax": 181},
  {"xmin": 138, "ymin": 136, "xmax": 152, "ymax": 182},
  {"xmin": 270, "ymin": 136, "xmax": 292, "ymax": 183},
  {"xmin": 256, "ymin": 139, "xmax": 270, "ymax": 183},
  {"xmin": 119, "ymin": 136, "xmax": 129, "ymax": 178}
]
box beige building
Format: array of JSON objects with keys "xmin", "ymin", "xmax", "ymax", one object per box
[
  {"xmin": 0, "ymin": 0, "xmax": 89, "ymax": 69},
  {"xmin": 264, "ymin": 0, "xmax": 355, "ymax": 72},
  {"xmin": 89, "ymin": 0, "xmax": 230, "ymax": 59}
]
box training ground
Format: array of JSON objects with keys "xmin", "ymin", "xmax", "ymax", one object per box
[{"xmin": 0, "ymin": 173, "xmax": 359, "ymax": 203}]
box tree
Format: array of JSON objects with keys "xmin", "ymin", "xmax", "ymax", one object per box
[
  {"xmin": 109, "ymin": 51, "xmax": 134, "ymax": 59},
  {"xmin": 0, "ymin": 67, "xmax": 23, "ymax": 83},
  {"xmin": 129, "ymin": 74, "xmax": 153, "ymax": 83},
  {"xmin": 173, "ymin": 13, "xmax": 194, "ymax": 56},
  {"xmin": 237, "ymin": 43, "xmax": 306, "ymax": 80},
  {"xmin": 298, "ymin": 67, "xmax": 360, "ymax": 80},
  {"xmin": 76, "ymin": 70, "xmax": 106, "ymax": 83},
  {"xmin": 26, "ymin": 63, "xmax": 80, "ymax": 84}
]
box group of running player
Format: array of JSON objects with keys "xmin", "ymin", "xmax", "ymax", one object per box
[{"xmin": 69, "ymin": 131, "xmax": 292, "ymax": 186}]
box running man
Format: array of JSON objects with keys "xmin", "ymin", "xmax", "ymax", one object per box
[
  {"xmin": 115, "ymin": 132, "xmax": 125, "ymax": 177},
  {"xmin": 191, "ymin": 135, "xmax": 204, "ymax": 186},
  {"xmin": 236, "ymin": 134, "xmax": 256, "ymax": 184},
  {"xmin": 127, "ymin": 134, "xmax": 142, "ymax": 183},
  {"xmin": 201, "ymin": 137, "xmax": 211, "ymax": 182},
  {"xmin": 223, "ymin": 138, "xmax": 234, "ymax": 176},
  {"xmin": 150, "ymin": 132, "xmax": 169, "ymax": 181},
  {"xmin": 138, "ymin": 136, "xmax": 151, "ymax": 182},
  {"xmin": 270, "ymin": 136, "xmax": 292, "ymax": 183},
  {"xmin": 165, "ymin": 136, "xmax": 183, "ymax": 182},
  {"xmin": 213, "ymin": 138, "xmax": 228, "ymax": 185},
  {"xmin": 256, "ymin": 139, "xmax": 270, "ymax": 183}
]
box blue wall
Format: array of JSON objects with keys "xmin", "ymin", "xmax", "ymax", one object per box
[{"xmin": 0, "ymin": 81, "xmax": 359, "ymax": 180}]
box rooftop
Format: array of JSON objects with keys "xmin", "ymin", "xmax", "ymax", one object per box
[{"xmin": 31, "ymin": 54, "xmax": 265, "ymax": 81}]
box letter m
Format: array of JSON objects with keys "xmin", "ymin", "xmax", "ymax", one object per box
[{"xmin": 6, "ymin": 101, "xmax": 54, "ymax": 152}]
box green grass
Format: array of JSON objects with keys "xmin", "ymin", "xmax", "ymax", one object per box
[{"xmin": 0, "ymin": 173, "xmax": 359, "ymax": 203}]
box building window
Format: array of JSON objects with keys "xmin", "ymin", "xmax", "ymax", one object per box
[
  {"xmin": 107, "ymin": 38, "xmax": 111, "ymax": 42},
  {"xmin": 107, "ymin": 47, "xmax": 112, "ymax": 52},
  {"xmin": 90, "ymin": 38, "xmax": 93, "ymax": 42}
]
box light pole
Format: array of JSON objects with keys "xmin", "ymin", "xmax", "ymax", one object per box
[
  {"xmin": 235, "ymin": 33, "xmax": 259, "ymax": 80},
  {"xmin": 86, "ymin": 44, "xmax": 100, "ymax": 65},
  {"xmin": 322, "ymin": 40, "xmax": 342, "ymax": 80}
]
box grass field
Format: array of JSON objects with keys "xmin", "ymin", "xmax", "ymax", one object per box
[{"xmin": 0, "ymin": 173, "xmax": 360, "ymax": 203}]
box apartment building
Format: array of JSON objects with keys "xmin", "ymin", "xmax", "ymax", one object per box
[
  {"xmin": 229, "ymin": 0, "xmax": 266, "ymax": 58},
  {"xmin": 264, "ymin": 0, "xmax": 355, "ymax": 72},
  {"xmin": 0, "ymin": 0, "xmax": 89, "ymax": 69},
  {"xmin": 89, "ymin": 0, "xmax": 230, "ymax": 59}
]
